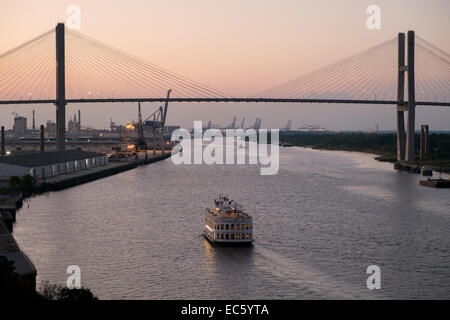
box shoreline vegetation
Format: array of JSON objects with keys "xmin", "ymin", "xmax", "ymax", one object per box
[
  {"xmin": 0, "ymin": 260, "xmax": 97, "ymax": 300},
  {"xmin": 279, "ymin": 131, "xmax": 450, "ymax": 173}
]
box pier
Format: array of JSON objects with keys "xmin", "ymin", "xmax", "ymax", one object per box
[{"xmin": 36, "ymin": 152, "xmax": 171, "ymax": 191}]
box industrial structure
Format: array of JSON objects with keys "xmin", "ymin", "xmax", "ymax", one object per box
[
  {"xmin": 134, "ymin": 102, "xmax": 147, "ymax": 151},
  {"xmin": 12, "ymin": 114, "xmax": 27, "ymax": 135},
  {"xmin": 252, "ymin": 118, "xmax": 262, "ymax": 130},
  {"xmin": 227, "ymin": 116, "xmax": 237, "ymax": 129},
  {"xmin": 281, "ymin": 120, "xmax": 292, "ymax": 131},
  {"xmin": 202, "ymin": 117, "xmax": 262, "ymax": 131},
  {"xmin": 240, "ymin": 118, "xmax": 245, "ymax": 129},
  {"xmin": 0, "ymin": 25, "xmax": 448, "ymax": 163},
  {"xmin": 138, "ymin": 89, "xmax": 172, "ymax": 155}
]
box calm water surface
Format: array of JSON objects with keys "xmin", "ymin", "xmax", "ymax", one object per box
[{"xmin": 14, "ymin": 147, "xmax": 450, "ymax": 299}]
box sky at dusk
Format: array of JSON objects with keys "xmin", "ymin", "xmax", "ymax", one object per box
[{"xmin": 0, "ymin": 0, "xmax": 449, "ymax": 131}]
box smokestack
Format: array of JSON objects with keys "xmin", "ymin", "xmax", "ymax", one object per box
[
  {"xmin": 1, "ymin": 126, "xmax": 5, "ymax": 156},
  {"xmin": 78, "ymin": 109, "xmax": 81, "ymax": 132},
  {"xmin": 40, "ymin": 125, "xmax": 45, "ymax": 152},
  {"xmin": 32, "ymin": 110, "xmax": 36, "ymax": 131}
]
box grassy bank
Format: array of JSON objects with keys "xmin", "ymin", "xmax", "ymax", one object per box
[{"xmin": 279, "ymin": 131, "xmax": 450, "ymax": 172}]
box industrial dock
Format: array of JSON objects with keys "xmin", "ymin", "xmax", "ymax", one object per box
[{"xmin": 0, "ymin": 149, "xmax": 171, "ymax": 296}]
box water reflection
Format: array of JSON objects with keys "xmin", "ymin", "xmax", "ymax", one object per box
[{"xmin": 13, "ymin": 147, "xmax": 450, "ymax": 299}]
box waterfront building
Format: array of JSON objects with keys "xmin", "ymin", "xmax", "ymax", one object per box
[{"xmin": 0, "ymin": 150, "xmax": 108, "ymax": 179}]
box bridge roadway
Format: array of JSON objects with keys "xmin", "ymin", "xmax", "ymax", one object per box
[{"xmin": 0, "ymin": 98, "xmax": 449, "ymax": 107}]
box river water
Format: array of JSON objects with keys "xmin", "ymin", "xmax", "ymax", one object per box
[{"xmin": 13, "ymin": 146, "xmax": 450, "ymax": 299}]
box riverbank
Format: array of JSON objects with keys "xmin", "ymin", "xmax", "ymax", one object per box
[
  {"xmin": 0, "ymin": 151, "xmax": 172, "ymax": 299},
  {"xmin": 279, "ymin": 131, "xmax": 450, "ymax": 173},
  {"xmin": 1, "ymin": 191, "xmax": 37, "ymax": 297}
]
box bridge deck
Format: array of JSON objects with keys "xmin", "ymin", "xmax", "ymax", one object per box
[{"xmin": 0, "ymin": 98, "xmax": 448, "ymax": 106}]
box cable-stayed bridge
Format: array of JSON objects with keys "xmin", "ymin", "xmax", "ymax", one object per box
[{"xmin": 0, "ymin": 23, "xmax": 449, "ymax": 161}]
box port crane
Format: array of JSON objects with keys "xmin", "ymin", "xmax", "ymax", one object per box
[
  {"xmin": 251, "ymin": 118, "xmax": 262, "ymax": 130},
  {"xmin": 281, "ymin": 120, "xmax": 292, "ymax": 131},
  {"xmin": 227, "ymin": 116, "xmax": 237, "ymax": 129},
  {"xmin": 134, "ymin": 101, "xmax": 147, "ymax": 151},
  {"xmin": 136, "ymin": 90, "xmax": 172, "ymax": 156}
]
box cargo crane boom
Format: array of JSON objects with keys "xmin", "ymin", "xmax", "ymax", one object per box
[
  {"xmin": 134, "ymin": 101, "xmax": 147, "ymax": 151},
  {"xmin": 240, "ymin": 117, "xmax": 245, "ymax": 129},
  {"xmin": 141, "ymin": 89, "xmax": 172, "ymax": 156},
  {"xmin": 162, "ymin": 89, "xmax": 172, "ymax": 128}
]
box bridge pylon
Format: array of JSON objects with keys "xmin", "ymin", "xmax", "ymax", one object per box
[
  {"xmin": 55, "ymin": 23, "xmax": 66, "ymax": 151},
  {"xmin": 397, "ymin": 30, "xmax": 415, "ymax": 162},
  {"xmin": 396, "ymin": 33, "xmax": 406, "ymax": 161}
]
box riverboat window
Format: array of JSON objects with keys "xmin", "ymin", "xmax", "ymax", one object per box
[
  {"xmin": 221, "ymin": 224, "xmax": 224, "ymax": 230},
  {"xmin": 225, "ymin": 224, "xmax": 229, "ymax": 230},
  {"xmin": 231, "ymin": 224, "xmax": 235, "ymax": 230},
  {"xmin": 241, "ymin": 224, "xmax": 245, "ymax": 230},
  {"xmin": 236, "ymin": 234, "xmax": 240, "ymax": 240},
  {"xmin": 226, "ymin": 234, "xmax": 229, "ymax": 240},
  {"xmin": 231, "ymin": 234, "xmax": 235, "ymax": 240},
  {"xmin": 246, "ymin": 234, "xmax": 249, "ymax": 239},
  {"xmin": 246, "ymin": 224, "xmax": 249, "ymax": 230},
  {"xmin": 236, "ymin": 224, "xmax": 240, "ymax": 230}
]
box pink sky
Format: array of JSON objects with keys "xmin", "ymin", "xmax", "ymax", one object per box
[{"xmin": 0, "ymin": 0, "xmax": 449, "ymax": 130}]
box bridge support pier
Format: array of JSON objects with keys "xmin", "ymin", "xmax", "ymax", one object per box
[
  {"xmin": 55, "ymin": 23, "xmax": 66, "ymax": 151},
  {"xmin": 396, "ymin": 33, "xmax": 406, "ymax": 161},
  {"xmin": 396, "ymin": 111, "xmax": 406, "ymax": 160},
  {"xmin": 396, "ymin": 31, "xmax": 416, "ymax": 162},
  {"xmin": 1, "ymin": 126, "xmax": 5, "ymax": 156},
  {"xmin": 420, "ymin": 124, "xmax": 429, "ymax": 161},
  {"xmin": 40, "ymin": 125, "xmax": 45, "ymax": 152},
  {"xmin": 405, "ymin": 30, "xmax": 416, "ymax": 162}
]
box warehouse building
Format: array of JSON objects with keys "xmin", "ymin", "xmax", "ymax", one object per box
[{"xmin": 0, "ymin": 150, "xmax": 108, "ymax": 179}]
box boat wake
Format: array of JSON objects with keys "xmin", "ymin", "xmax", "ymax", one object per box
[{"xmin": 253, "ymin": 246, "xmax": 384, "ymax": 299}]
